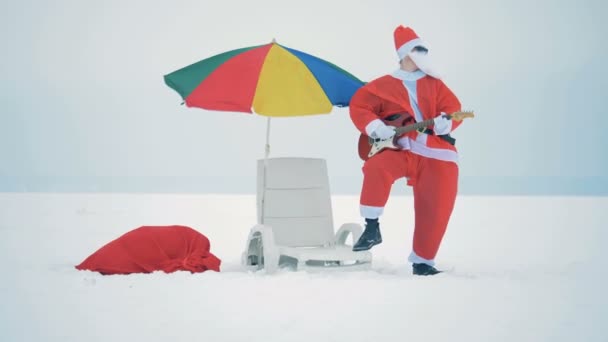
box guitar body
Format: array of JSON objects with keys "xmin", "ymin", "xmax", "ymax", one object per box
[
  {"xmin": 357, "ymin": 113, "xmax": 410, "ymax": 161},
  {"xmin": 358, "ymin": 134, "xmax": 400, "ymax": 161}
]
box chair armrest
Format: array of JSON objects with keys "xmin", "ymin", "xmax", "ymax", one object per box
[{"xmin": 334, "ymin": 223, "xmax": 363, "ymax": 246}]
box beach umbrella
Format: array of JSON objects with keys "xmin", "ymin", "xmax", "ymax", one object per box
[{"xmin": 163, "ymin": 39, "xmax": 365, "ymax": 158}]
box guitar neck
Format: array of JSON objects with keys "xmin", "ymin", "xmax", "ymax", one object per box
[{"xmin": 394, "ymin": 118, "xmax": 436, "ymax": 135}]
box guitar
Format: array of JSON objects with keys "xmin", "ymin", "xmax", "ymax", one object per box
[{"xmin": 357, "ymin": 111, "xmax": 475, "ymax": 160}]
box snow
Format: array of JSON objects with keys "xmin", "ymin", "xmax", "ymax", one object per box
[{"xmin": 1, "ymin": 193, "xmax": 607, "ymax": 342}]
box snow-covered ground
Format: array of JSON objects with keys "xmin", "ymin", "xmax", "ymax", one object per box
[{"xmin": 1, "ymin": 193, "xmax": 606, "ymax": 342}]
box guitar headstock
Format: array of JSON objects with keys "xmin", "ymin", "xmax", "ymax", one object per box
[{"xmin": 450, "ymin": 110, "xmax": 475, "ymax": 121}]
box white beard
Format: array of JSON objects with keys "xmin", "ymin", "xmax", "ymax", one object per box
[{"xmin": 409, "ymin": 51, "xmax": 442, "ymax": 79}]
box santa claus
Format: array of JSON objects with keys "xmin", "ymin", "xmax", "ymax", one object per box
[{"xmin": 349, "ymin": 25, "xmax": 463, "ymax": 276}]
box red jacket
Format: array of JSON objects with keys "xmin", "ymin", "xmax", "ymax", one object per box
[{"xmin": 350, "ymin": 72, "xmax": 462, "ymax": 162}]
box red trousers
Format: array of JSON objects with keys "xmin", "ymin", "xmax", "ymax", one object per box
[{"xmin": 360, "ymin": 150, "xmax": 458, "ymax": 260}]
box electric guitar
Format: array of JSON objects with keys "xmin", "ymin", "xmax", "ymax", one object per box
[{"xmin": 357, "ymin": 111, "xmax": 475, "ymax": 160}]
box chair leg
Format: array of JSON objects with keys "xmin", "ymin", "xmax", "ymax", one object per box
[
  {"xmin": 261, "ymin": 232, "xmax": 279, "ymax": 274},
  {"xmin": 243, "ymin": 225, "xmax": 279, "ymax": 273},
  {"xmin": 296, "ymin": 259, "xmax": 306, "ymax": 272},
  {"xmin": 242, "ymin": 233, "xmax": 264, "ymax": 270}
]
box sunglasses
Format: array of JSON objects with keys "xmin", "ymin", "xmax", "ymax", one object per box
[{"xmin": 412, "ymin": 46, "xmax": 429, "ymax": 54}]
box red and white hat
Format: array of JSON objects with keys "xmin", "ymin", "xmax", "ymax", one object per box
[{"xmin": 394, "ymin": 25, "xmax": 427, "ymax": 61}]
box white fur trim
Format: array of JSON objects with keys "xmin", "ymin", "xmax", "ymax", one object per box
[
  {"xmin": 360, "ymin": 205, "xmax": 384, "ymax": 219},
  {"xmin": 391, "ymin": 69, "xmax": 426, "ymax": 82},
  {"xmin": 411, "ymin": 139, "xmax": 459, "ymax": 164},
  {"xmin": 408, "ymin": 251, "xmax": 435, "ymax": 266},
  {"xmin": 400, "ymin": 80, "xmax": 424, "ymax": 122},
  {"xmin": 396, "ymin": 136, "xmax": 411, "ymax": 150},
  {"xmin": 396, "ymin": 136, "xmax": 459, "ymax": 164},
  {"xmin": 416, "ymin": 132, "xmax": 428, "ymax": 144},
  {"xmin": 396, "ymin": 38, "xmax": 425, "ymax": 61}
]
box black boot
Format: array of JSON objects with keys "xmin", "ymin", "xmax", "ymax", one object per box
[
  {"xmin": 352, "ymin": 218, "xmax": 382, "ymax": 251},
  {"xmin": 412, "ymin": 263, "xmax": 442, "ymax": 276}
]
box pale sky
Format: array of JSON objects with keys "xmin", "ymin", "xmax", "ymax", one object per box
[{"xmin": 1, "ymin": 0, "xmax": 607, "ymax": 194}]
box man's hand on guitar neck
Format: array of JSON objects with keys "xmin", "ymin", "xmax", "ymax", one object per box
[{"xmin": 433, "ymin": 112, "xmax": 453, "ymax": 135}]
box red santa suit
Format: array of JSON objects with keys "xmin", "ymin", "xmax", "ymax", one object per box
[{"xmin": 349, "ymin": 26, "xmax": 462, "ymax": 266}]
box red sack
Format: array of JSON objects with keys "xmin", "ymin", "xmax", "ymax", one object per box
[{"xmin": 76, "ymin": 225, "xmax": 221, "ymax": 275}]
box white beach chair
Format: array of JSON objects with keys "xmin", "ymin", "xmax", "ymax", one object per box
[{"xmin": 242, "ymin": 157, "xmax": 372, "ymax": 273}]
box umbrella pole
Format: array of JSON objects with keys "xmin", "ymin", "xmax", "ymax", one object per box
[
  {"xmin": 265, "ymin": 117, "xmax": 271, "ymax": 160},
  {"xmin": 261, "ymin": 117, "xmax": 271, "ymax": 225}
]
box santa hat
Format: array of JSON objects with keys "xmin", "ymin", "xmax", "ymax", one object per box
[{"xmin": 394, "ymin": 25, "xmax": 427, "ymax": 61}]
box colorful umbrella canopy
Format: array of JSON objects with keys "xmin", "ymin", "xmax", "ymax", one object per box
[{"xmin": 164, "ymin": 41, "xmax": 365, "ymax": 117}]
